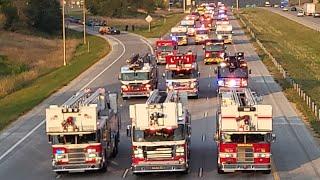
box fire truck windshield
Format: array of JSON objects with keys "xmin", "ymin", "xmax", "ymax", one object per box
[
  {"xmin": 165, "ymin": 70, "xmax": 197, "ymax": 79},
  {"xmin": 121, "ymin": 72, "xmax": 149, "ymax": 81},
  {"xmin": 133, "ymin": 125, "xmax": 184, "ymax": 142},
  {"xmin": 157, "ymin": 45, "xmax": 174, "ymax": 52},
  {"xmin": 205, "ymin": 45, "xmax": 224, "ymax": 51},
  {"xmin": 222, "ymin": 134, "xmax": 267, "ymax": 143},
  {"xmin": 216, "ymin": 31, "xmax": 232, "ymax": 34},
  {"xmin": 51, "ymin": 133, "xmax": 97, "ymax": 145},
  {"xmin": 196, "ymin": 30, "xmax": 208, "ymax": 34},
  {"xmin": 218, "ymin": 67, "xmax": 248, "ymax": 78}
]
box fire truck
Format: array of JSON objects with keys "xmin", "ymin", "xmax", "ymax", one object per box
[
  {"xmin": 119, "ymin": 53, "xmax": 158, "ymax": 99},
  {"xmin": 163, "ymin": 51, "xmax": 200, "ymax": 98},
  {"xmin": 46, "ymin": 88, "xmax": 120, "ymax": 173},
  {"xmin": 195, "ymin": 26, "xmax": 210, "ymax": 45},
  {"xmin": 214, "ymin": 88, "xmax": 276, "ymax": 174},
  {"xmin": 216, "ymin": 24, "xmax": 233, "ymax": 44},
  {"xmin": 203, "ymin": 39, "xmax": 226, "ymax": 64},
  {"xmin": 127, "ymin": 89, "xmax": 191, "ymax": 175},
  {"xmin": 155, "ymin": 40, "xmax": 177, "ymax": 64},
  {"xmin": 215, "ymin": 53, "xmax": 251, "ymax": 93},
  {"xmin": 170, "ymin": 26, "xmax": 188, "ymax": 46},
  {"xmin": 181, "ymin": 17, "xmax": 196, "ymax": 36}
]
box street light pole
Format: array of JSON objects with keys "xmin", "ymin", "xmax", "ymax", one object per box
[
  {"xmin": 62, "ymin": 0, "xmax": 66, "ymax": 66},
  {"xmin": 168, "ymin": 0, "xmax": 171, "ymax": 12},
  {"xmin": 183, "ymin": 0, "xmax": 186, "ymax": 13},
  {"xmin": 236, "ymin": 0, "xmax": 239, "ymax": 11},
  {"xmin": 83, "ymin": 0, "xmax": 86, "ymax": 45}
]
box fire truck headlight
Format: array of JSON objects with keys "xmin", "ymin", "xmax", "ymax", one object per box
[
  {"xmin": 179, "ymin": 158, "xmax": 185, "ymax": 164},
  {"xmin": 219, "ymin": 53, "xmax": 225, "ymax": 58},
  {"xmin": 217, "ymin": 79, "xmax": 224, "ymax": 86},
  {"xmin": 56, "ymin": 154, "xmax": 66, "ymax": 159},
  {"xmin": 190, "ymin": 82, "xmax": 197, "ymax": 88},
  {"xmin": 87, "ymin": 149, "xmax": 96, "ymax": 153},
  {"xmin": 241, "ymin": 79, "xmax": 248, "ymax": 86},
  {"xmin": 121, "ymin": 85, "xmax": 128, "ymax": 90},
  {"xmin": 217, "ymin": 36, "xmax": 222, "ymax": 39},
  {"xmin": 254, "ymin": 153, "xmax": 271, "ymax": 158},
  {"xmin": 220, "ymin": 62, "xmax": 227, "ymax": 67},
  {"xmin": 88, "ymin": 153, "xmax": 97, "ymax": 158},
  {"xmin": 176, "ymin": 145, "xmax": 185, "ymax": 156}
]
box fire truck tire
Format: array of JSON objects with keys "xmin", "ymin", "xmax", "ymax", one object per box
[
  {"xmin": 55, "ymin": 171, "xmax": 65, "ymax": 175},
  {"xmin": 262, "ymin": 170, "xmax": 271, "ymax": 174},
  {"xmin": 122, "ymin": 96, "xmax": 128, "ymax": 100},
  {"xmin": 99, "ymin": 152, "xmax": 108, "ymax": 172},
  {"xmin": 217, "ymin": 166, "xmax": 225, "ymax": 174}
]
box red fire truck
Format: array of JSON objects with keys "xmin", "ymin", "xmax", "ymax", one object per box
[
  {"xmin": 163, "ymin": 51, "xmax": 200, "ymax": 98},
  {"xmin": 214, "ymin": 88, "xmax": 276, "ymax": 174},
  {"xmin": 46, "ymin": 88, "xmax": 120, "ymax": 174},
  {"xmin": 155, "ymin": 40, "xmax": 177, "ymax": 64},
  {"xmin": 203, "ymin": 39, "xmax": 226, "ymax": 64},
  {"xmin": 215, "ymin": 53, "xmax": 251, "ymax": 93},
  {"xmin": 127, "ymin": 90, "xmax": 191, "ymax": 175},
  {"xmin": 119, "ymin": 53, "xmax": 158, "ymax": 99}
]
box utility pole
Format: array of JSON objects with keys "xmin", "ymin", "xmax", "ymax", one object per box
[
  {"xmin": 62, "ymin": 0, "xmax": 67, "ymax": 66},
  {"xmin": 236, "ymin": 0, "xmax": 239, "ymax": 11},
  {"xmin": 299, "ymin": 0, "xmax": 301, "ymax": 7},
  {"xmin": 83, "ymin": 0, "xmax": 86, "ymax": 45},
  {"xmin": 183, "ymin": 0, "xmax": 186, "ymax": 13}
]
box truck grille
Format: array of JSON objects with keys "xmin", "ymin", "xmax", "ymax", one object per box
[
  {"xmin": 237, "ymin": 147, "xmax": 254, "ymax": 162},
  {"xmin": 68, "ymin": 148, "xmax": 86, "ymax": 164},
  {"xmin": 222, "ymin": 36, "xmax": 228, "ymax": 39},
  {"xmin": 129, "ymin": 83, "xmax": 143, "ymax": 90},
  {"xmin": 145, "ymin": 146, "xmax": 173, "ymax": 160}
]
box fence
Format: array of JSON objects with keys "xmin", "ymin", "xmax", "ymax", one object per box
[{"xmin": 235, "ymin": 13, "xmax": 320, "ymax": 120}]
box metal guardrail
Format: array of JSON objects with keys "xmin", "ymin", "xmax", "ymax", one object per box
[{"xmin": 234, "ymin": 13, "xmax": 320, "ymax": 120}]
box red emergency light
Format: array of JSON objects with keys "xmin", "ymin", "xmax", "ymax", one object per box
[
  {"xmin": 156, "ymin": 40, "xmax": 176, "ymax": 46},
  {"xmin": 165, "ymin": 53, "xmax": 196, "ymax": 65}
]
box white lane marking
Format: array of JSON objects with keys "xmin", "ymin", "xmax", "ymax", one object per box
[
  {"xmin": 198, "ymin": 167, "xmax": 203, "ymax": 177},
  {"xmin": 140, "ymin": 38, "xmax": 155, "ymax": 55},
  {"xmin": 208, "ymin": 84, "xmax": 211, "ymax": 87},
  {"xmin": 0, "ymin": 35, "xmax": 126, "ymax": 162},
  {"xmin": 56, "ymin": 175, "xmax": 61, "ymax": 179},
  {"xmin": 122, "ymin": 168, "xmax": 129, "ymax": 178},
  {"xmin": 204, "ymin": 112, "xmax": 208, "ymax": 117},
  {"xmin": 201, "ymin": 135, "xmax": 206, "ymax": 142}
]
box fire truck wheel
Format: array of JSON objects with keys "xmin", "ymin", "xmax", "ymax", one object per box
[
  {"xmin": 262, "ymin": 170, "xmax": 271, "ymax": 174},
  {"xmin": 122, "ymin": 96, "xmax": 128, "ymax": 100},
  {"xmin": 55, "ymin": 171, "xmax": 65, "ymax": 175},
  {"xmin": 217, "ymin": 166, "xmax": 225, "ymax": 174}
]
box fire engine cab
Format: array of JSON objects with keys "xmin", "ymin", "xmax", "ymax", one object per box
[
  {"xmin": 215, "ymin": 53, "xmax": 251, "ymax": 93},
  {"xmin": 170, "ymin": 26, "xmax": 188, "ymax": 46},
  {"xmin": 214, "ymin": 88, "xmax": 276, "ymax": 174},
  {"xmin": 46, "ymin": 88, "xmax": 120, "ymax": 174},
  {"xmin": 119, "ymin": 53, "xmax": 158, "ymax": 99},
  {"xmin": 155, "ymin": 40, "xmax": 177, "ymax": 64},
  {"xmin": 203, "ymin": 39, "xmax": 226, "ymax": 64},
  {"xmin": 195, "ymin": 26, "xmax": 210, "ymax": 45},
  {"xmin": 163, "ymin": 51, "xmax": 200, "ymax": 98},
  {"xmin": 216, "ymin": 24, "xmax": 233, "ymax": 44},
  {"xmin": 127, "ymin": 89, "xmax": 191, "ymax": 175}
]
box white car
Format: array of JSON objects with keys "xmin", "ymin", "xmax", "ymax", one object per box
[
  {"xmin": 297, "ymin": 11, "xmax": 304, "ymax": 17},
  {"xmin": 283, "ymin": 7, "xmax": 288, "ymax": 11}
]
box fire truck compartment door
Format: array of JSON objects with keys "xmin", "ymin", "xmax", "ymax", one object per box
[
  {"xmin": 220, "ymin": 105, "xmax": 238, "ymax": 131},
  {"xmin": 109, "ymin": 93, "xmax": 118, "ymax": 114},
  {"xmin": 256, "ymin": 105, "xmax": 273, "ymax": 131}
]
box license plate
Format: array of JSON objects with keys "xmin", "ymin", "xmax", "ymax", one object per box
[{"xmin": 151, "ymin": 166, "xmax": 165, "ymax": 170}]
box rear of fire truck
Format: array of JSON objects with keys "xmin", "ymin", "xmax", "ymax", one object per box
[
  {"xmin": 46, "ymin": 88, "xmax": 120, "ymax": 174},
  {"xmin": 155, "ymin": 40, "xmax": 177, "ymax": 64},
  {"xmin": 194, "ymin": 26, "xmax": 210, "ymax": 45},
  {"xmin": 214, "ymin": 88, "xmax": 276, "ymax": 174},
  {"xmin": 216, "ymin": 24, "xmax": 233, "ymax": 44},
  {"xmin": 181, "ymin": 17, "xmax": 196, "ymax": 36},
  {"xmin": 127, "ymin": 90, "xmax": 191, "ymax": 175},
  {"xmin": 119, "ymin": 53, "xmax": 158, "ymax": 98},
  {"xmin": 203, "ymin": 39, "xmax": 226, "ymax": 64},
  {"xmin": 171, "ymin": 26, "xmax": 188, "ymax": 46},
  {"xmin": 164, "ymin": 52, "xmax": 200, "ymax": 98},
  {"xmin": 215, "ymin": 54, "xmax": 251, "ymax": 93}
]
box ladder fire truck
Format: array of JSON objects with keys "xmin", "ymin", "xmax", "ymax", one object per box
[
  {"xmin": 214, "ymin": 88, "xmax": 276, "ymax": 174},
  {"xmin": 163, "ymin": 51, "xmax": 200, "ymax": 98},
  {"xmin": 215, "ymin": 53, "xmax": 251, "ymax": 93},
  {"xmin": 119, "ymin": 53, "xmax": 158, "ymax": 99},
  {"xmin": 46, "ymin": 88, "xmax": 120, "ymax": 174},
  {"xmin": 127, "ymin": 89, "xmax": 191, "ymax": 175},
  {"xmin": 155, "ymin": 40, "xmax": 178, "ymax": 64}
]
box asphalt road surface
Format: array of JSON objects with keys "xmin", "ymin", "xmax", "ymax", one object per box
[
  {"xmin": 261, "ymin": 6, "xmax": 320, "ymax": 32},
  {"xmin": 1, "ymin": 9, "xmax": 320, "ymax": 180}
]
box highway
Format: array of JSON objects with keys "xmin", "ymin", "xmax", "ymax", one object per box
[
  {"xmin": 261, "ymin": 7, "xmax": 320, "ymax": 31},
  {"xmin": 1, "ymin": 8, "xmax": 320, "ymax": 180}
]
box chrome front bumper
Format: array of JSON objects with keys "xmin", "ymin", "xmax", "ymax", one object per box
[
  {"xmin": 53, "ymin": 163, "xmax": 103, "ymax": 172},
  {"xmin": 132, "ymin": 163, "xmax": 187, "ymax": 173},
  {"xmin": 221, "ymin": 163, "xmax": 271, "ymax": 172},
  {"xmin": 121, "ymin": 91, "xmax": 150, "ymax": 97}
]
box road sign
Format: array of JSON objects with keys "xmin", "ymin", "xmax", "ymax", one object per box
[{"xmin": 145, "ymin": 15, "xmax": 153, "ymax": 23}]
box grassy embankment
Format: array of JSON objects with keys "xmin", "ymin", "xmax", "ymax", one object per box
[
  {"xmin": 236, "ymin": 8, "xmax": 320, "ymax": 134},
  {"xmin": 69, "ymin": 9, "xmax": 185, "ymax": 38},
  {"xmin": 0, "ymin": 31, "xmax": 109, "ymax": 130}
]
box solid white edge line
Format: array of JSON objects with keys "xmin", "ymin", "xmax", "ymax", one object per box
[
  {"xmin": 139, "ymin": 38, "xmax": 154, "ymax": 55},
  {"xmin": 0, "ymin": 35, "xmax": 126, "ymax": 162}
]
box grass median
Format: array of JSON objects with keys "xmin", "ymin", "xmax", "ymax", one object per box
[
  {"xmin": 236, "ymin": 8, "xmax": 320, "ymax": 134},
  {"xmin": 0, "ymin": 31, "xmax": 109, "ymax": 130}
]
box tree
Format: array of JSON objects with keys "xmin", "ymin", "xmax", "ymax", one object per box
[
  {"xmin": 26, "ymin": 0, "xmax": 62, "ymax": 34},
  {"xmin": 0, "ymin": 0, "xmax": 19, "ymax": 30}
]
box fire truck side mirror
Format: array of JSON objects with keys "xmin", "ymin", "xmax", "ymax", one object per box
[
  {"xmin": 126, "ymin": 125, "xmax": 132, "ymax": 137},
  {"xmin": 48, "ymin": 135, "xmax": 52, "ymax": 144},
  {"xmin": 271, "ymin": 134, "xmax": 276, "ymax": 142},
  {"xmin": 118, "ymin": 74, "xmax": 121, "ymax": 80},
  {"xmin": 249, "ymin": 69, "xmax": 252, "ymax": 74},
  {"xmin": 224, "ymin": 46, "xmax": 227, "ymax": 50},
  {"xmin": 214, "ymin": 68, "xmax": 217, "ymax": 74},
  {"xmin": 214, "ymin": 133, "xmax": 219, "ymax": 142},
  {"xmin": 162, "ymin": 73, "xmax": 166, "ymax": 77},
  {"xmin": 197, "ymin": 71, "xmax": 200, "ymax": 77},
  {"xmin": 187, "ymin": 124, "xmax": 192, "ymax": 136},
  {"xmin": 202, "ymin": 45, "xmax": 205, "ymax": 50}
]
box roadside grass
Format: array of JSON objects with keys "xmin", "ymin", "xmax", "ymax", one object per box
[
  {"xmin": 235, "ymin": 9, "xmax": 320, "ymax": 136},
  {"xmin": 0, "ymin": 33, "xmax": 109, "ymax": 130}
]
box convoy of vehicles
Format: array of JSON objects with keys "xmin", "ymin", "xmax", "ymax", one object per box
[
  {"xmin": 127, "ymin": 89, "xmax": 191, "ymax": 175},
  {"xmin": 42, "ymin": 2, "xmax": 280, "ymax": 177},
  {"xmin": 119, "ymin": 53, "xmax": 158, "ymax": 98},
  {"xmin": 46, "ymin": 88, "xmax": 120, "ymax": 174},
  {"xmin": 203, "ymin": 39, "xmax": 226, "ymax": 64},
  {"xmin": 214, "ymin": 88, "xmax": 276, "ymax": 174},
  {"xmin": 155, "ymin": 40, "xmax": 178, "ymax": 64},
  {"xmin": 171, "ymin": 26, "xmax": 188, "ymax": 46},
  {"xmin": 163, "ymin": 51, "xmax": 200, "ymax": 98}
]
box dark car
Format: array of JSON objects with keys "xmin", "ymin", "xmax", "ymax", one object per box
[
  {"xmin": 110, "ymin": 27, "xmax": 120, "ymax": 35},
  {"xmin": 291, "ymin": 7, "xmax": 297, "ymax": 11},
  {"xmin": 314, "ymin": 12, "xmax": 320, "ymax": 18}
]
